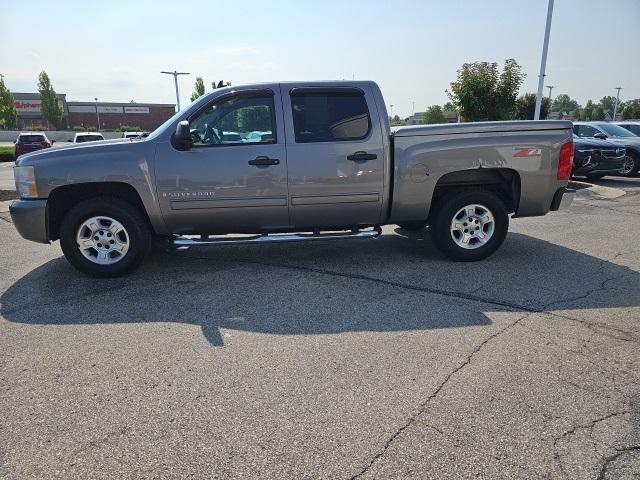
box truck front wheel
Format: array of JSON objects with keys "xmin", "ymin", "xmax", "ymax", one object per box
[
  {"xmin": 59, "ymin": 197, "xmax": 151, "ymax": 277},
  {"xmin": 431, "ymin": 189, "xmax": 508, "ymax": 262}
]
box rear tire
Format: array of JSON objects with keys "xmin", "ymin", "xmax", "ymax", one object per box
[
  {"xmin": 430, "ymin": 189, "xmax": 508, "ymax": 262},
  {"xmin": 59, "ymin": 197, "xmax": 151, "ymax": 277}
]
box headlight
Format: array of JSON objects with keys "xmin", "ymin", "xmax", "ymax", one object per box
[{"xmin": 14, "ymin": 166, "xmax": 39, "ymax": 198}]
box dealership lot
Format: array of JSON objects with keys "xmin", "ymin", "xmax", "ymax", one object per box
[{"xmin": 0, "ymin": 179, "xmax": 639, "ymax": 479}]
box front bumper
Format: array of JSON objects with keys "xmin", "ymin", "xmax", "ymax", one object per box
[
  {"xmin": 550, "ymin": 187, "xmax": 576, "ymax": 211},
  {"xmin": 9, "ymin": 199, "xmax": 49, "ymax": 244}
]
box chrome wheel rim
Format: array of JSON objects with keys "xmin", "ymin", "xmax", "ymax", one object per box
[
  {"xmin": 450, "ymin": 204, "xmax": 495, "ymax": 250},
  {"xmin": 76, "ymin": 216, "xmax": 129, "ymax": 265},
  {"xmin": 619, "ymin": 155, "xmax": 635, "ymax": 175}
]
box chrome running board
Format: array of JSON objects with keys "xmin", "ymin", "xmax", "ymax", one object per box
[{"xmin": 171, "ymin": 226, "xmax": 382, "ymax": 250}]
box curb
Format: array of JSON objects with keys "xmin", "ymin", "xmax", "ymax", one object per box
[{"xmin": 568, "ymin": 180, "xmax": 626, "ymax": 200}]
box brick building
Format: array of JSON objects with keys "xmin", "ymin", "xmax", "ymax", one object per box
[
  {"xmin": 13, "ymin": 93, "xmax": 175, "ymax": 131},
  {"xmin": 67, "ymin": 101, "xmax": 175, "ymax": 130}
]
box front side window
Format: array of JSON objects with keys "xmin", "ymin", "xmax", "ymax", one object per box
[
  {"xmin": 577, "ymin": 125, "xmax": 599, "ymax": 138},
  {"xmin": 189, "ymin": 93, "xmax": 276, "ymax": 147},
  {"xmin": 291, "ymin": 91, "xmax": 370, "ymax": 143}
]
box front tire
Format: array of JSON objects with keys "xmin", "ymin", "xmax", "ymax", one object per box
[
  {"xmin": 430, "ymin": 189, "xmax": 508, "ymax": 262},
  {"xmin": 619, "ymin": 152, "xmax": 639, "ymax": 177},
  {"xmin": 59, "ymin": 197, "xmax": 151, "ymax": 277}
]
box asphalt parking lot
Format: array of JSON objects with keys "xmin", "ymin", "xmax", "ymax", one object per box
[{"xmin": 0, "ymin": 178, "xmax": 639, "ymax": 479}]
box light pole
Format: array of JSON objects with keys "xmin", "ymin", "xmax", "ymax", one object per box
[
  {"xmin": 546, "ymin": 85, "xmax": 555, "ymax": 101},
  {"xmin": 94, "ymin": 97, "xmax": 100, "ymax": 131},
  {"xmin": 613, "ymin": 87, "xmax": 622, "ymax": 121},
  {"xmin": 161, "ymin": 70, "xmax": 190, "ymax": 111},
  {"xmin": 534, "ymin": 0, "xmax": 555, "ymax": 120},
  {"xmin": 390, "ymin": 104, "xmax": 394, "ymax": 118}
]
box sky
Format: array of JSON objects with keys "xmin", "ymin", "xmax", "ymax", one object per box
[{"xmin": 2, "ymin": 0, "xmax": 639, "ymax": 117}]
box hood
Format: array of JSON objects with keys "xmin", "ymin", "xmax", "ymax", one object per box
[
  {"xmin": 15, "ymin": 137, "xmax": 144, "ymax": 166},
  {"xmin": 573, "ymin": 137, "xmax": 620, "ymax": 149}
]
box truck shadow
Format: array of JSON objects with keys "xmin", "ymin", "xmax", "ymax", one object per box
[{"xmin": 1, "ymin": 232, "xmax": 638, "ymax": 346}]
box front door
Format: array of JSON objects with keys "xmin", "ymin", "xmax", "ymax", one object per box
[
  {"xmin": 280, "ymin": 84, "xmax": 385, "ymax": 228},
  {"xmin": 155, "ymin": 87, "xmax": 289, "ymax": 234}
]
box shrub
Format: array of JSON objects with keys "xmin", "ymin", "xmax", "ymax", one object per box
[{"xmin": 119, "ymin": 125, "xmax": 141, "ymax": 132}]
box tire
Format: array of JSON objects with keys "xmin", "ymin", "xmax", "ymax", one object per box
[
  {"xmin": 619, "ymin": 152, "xmax": 639, "ymax": 177},
  {"xmin": 59, "ymin": 197, "xmax": 151, "ymax": 277},
  {"xmin": 397, "ymin": 222, "xmax": 427, "ymax": 231},
  {"xmin": 586, "ymin": 173, "xmax": 605, "ymax": 180},
  {"xmin": 430, "ymin": 189, "xmax": 509, "ymax": 262}
]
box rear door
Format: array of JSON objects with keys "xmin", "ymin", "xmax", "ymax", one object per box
[
  {"xmin": 280, "ymin": 84, "xmax": 385, "ymax": 228},
  {"xmin": 154, "ymin": 86, "xmax": 289, "ymax": 234}
]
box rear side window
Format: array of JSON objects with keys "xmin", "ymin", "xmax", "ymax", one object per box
[
  {"xmin": 76, "ymin": 135, "xmax": 103, "ymax": 142},
  {"xmin": 18, "ymin": 135, "xmax": 45, "ymax": 142},
  {"xmin": 291, "ymin": 91, "xmax": 370, "ymax": 143}
]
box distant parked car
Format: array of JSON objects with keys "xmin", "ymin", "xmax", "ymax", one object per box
[
  {"xmin": 72, "ymin": 132, "xmax": 105, "ymax": 143},
  {"xmin": 14, "ymin": 132, "xmax": 53, "ymax": 158},
  {"xmin": 122, "ymin": 131, "xmax": 144, "ymax": 139},
  {"xmin": 615, "ymin": 121, "xmax": 640, "ymax": 137},
  {"xmin": 221, "ymin": 131, "xmax": 243, "ymax": 143},
  {"xmin": 245, "ymin": 131, "xmax": 274, "ymax": 142},
  {"xmin": 573, "ymin": 121, "xmax": 640, "ymax": 177},
  {"xmin": 572, "ymin": 134, "xmax": 626, "ymax": 179}
]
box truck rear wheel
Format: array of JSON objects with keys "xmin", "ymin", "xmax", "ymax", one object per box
[
  {"xmin": 431, "ymin": 189, "xmax": 508, "ymax": 262},
  {"xmin": 59, "ymin": 197, "xmax": 151, "ymax": 277}
]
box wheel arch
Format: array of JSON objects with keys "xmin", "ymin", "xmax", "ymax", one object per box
[
  {"xmin": 430, "ymin": 168, "xmax": 521, "ymax": 217},
  {"xmin": 47, "ymin": 182, "xmax": 157, "ymax": 241}
]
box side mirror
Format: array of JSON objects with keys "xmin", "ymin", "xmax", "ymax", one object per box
[
  {"xmin": 593, "ymin": 132, "xmax": 607, "ymax": 140},
  {"xmin": 51, "ymin": 140, "xmax": 56, "ymax": 144},
  {"xmin": 173, "ymin": 120, "xmax": 192, "ymax": 150},
  {"xmin": 67, "ymin": 139, "xmax": 73, "ymax": 142}
]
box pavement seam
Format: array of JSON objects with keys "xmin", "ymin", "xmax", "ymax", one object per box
[{"xmin": 597, "ymin": 445, "xmax": 640, "ymax": 480}]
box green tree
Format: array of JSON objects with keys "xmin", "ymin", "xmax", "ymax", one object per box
[
  {"xmin": 389, "ymin": 115, "xmax": 405, "ymax": 126},
  {"xmin": 551, "ymin": 94, "xmax": 580, "ymax": 114},
  {"xmin": 621, "ymin": 99, "xmax": 640, "ymax": 119},
  {"xmin": 423, "ymin": 105, "xmax": 447, "ymax": 124},
  {"xmin": 190, "ymin": 77, "xmax": 205, "ymax": 102},
  {"xmin": 570, "ymin": 108, "xmax": 581, "ymax": 121},
  {"xmin": 0, "ymin": 74, "xmax": 17, "ymax": 128},
  {"xmin": 37, "ymin": 71, "xmax": 63, "ymax": 128},
  {"xmin": 442, "ymin": 102, "xmax": 454, "ymax": 112},
  {"xmin": 447, "ymin": 58, "xmax": 525, "ymax": 121},
  {"xmin": 582, "ymin": 100, "xmax": 595, "ymax": 121},
  {"xmin": 515, "ymin": 93, "xmax": 549, "ymax": 120},
  {"xmin": 599, "ymin": 96, "xmax": 617, "ymax": 112},
  {"xmin": 592, "ymin": 106, "xmax": 605, "ymax": 121}
]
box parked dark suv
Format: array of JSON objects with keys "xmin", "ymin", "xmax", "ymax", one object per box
[
  {"xmin": 14, "ymin": 132, "xmax": 53, "ymax": 159},
  {"xmin": 573, "ymin": 122, "xmax": 640, "ymax": 177},
  {"xmin": 572, "ymin": 134, "xmax": 625, "ymax": 179}
]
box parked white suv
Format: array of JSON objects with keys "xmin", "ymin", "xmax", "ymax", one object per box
[{"xmin": 72, "ymin": 132, "xmax": 105, "ymax": 143}]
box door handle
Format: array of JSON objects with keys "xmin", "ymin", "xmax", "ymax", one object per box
[
  {"xmin": 248, "ymin": 156, "xmax": 280, "ymax": 166},
  {"xmin": 347, "ymin": 151, "xmax": 377, "ymax": 162}
]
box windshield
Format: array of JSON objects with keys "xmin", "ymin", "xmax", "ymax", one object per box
[{"xmin": 599, "ymin": 123, "xmax": 638, "ymax": 137}]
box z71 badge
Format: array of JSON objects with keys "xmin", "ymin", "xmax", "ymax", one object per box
[{"xmin": 514, "ymin": 147, "xmax": 542, "ymax": 157}]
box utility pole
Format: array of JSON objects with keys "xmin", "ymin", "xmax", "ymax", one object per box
[
  {"xmin": 161, "ymin": 70, "xmax": 190, "ymax": 111},
  {"xmin": 94, "ymin": 97, "xmax": 100, "ymax": 131},
  {"xmin": 390, "ymin": 104, "xmax": 394, "ymax": 118},
  {"xmin": 534, "ymin": 0, "xmax": 554, "ymax": 120},
  {"xmin": 613, "ymin": 87, "xmax": 622, "ymax": 121}
]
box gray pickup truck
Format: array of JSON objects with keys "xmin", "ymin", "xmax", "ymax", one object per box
[{"xmin": 11, "ymin": 81, "xmax": 575, "ymax": 277}]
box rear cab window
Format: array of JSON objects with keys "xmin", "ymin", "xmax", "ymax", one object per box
[{"xmin": 290, "ymin": 88, "xmax": 371, "ymax": 143}]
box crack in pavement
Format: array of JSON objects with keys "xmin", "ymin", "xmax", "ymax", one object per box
[
  {"xmin": 552, "ymin": 410, "xmax": 632, "ymax": 479},
  {"xmin": 346, "ymin": 311, "xmax": 534, "ymax": 479},
  {"xmin": 596, "ymin": 445, "xmax": 640, "ymax": 480}
]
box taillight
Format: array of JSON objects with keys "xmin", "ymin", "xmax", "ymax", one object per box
[{"xmin": 557, "ymin": 140, "xmax": 574, "ymax": 180}]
